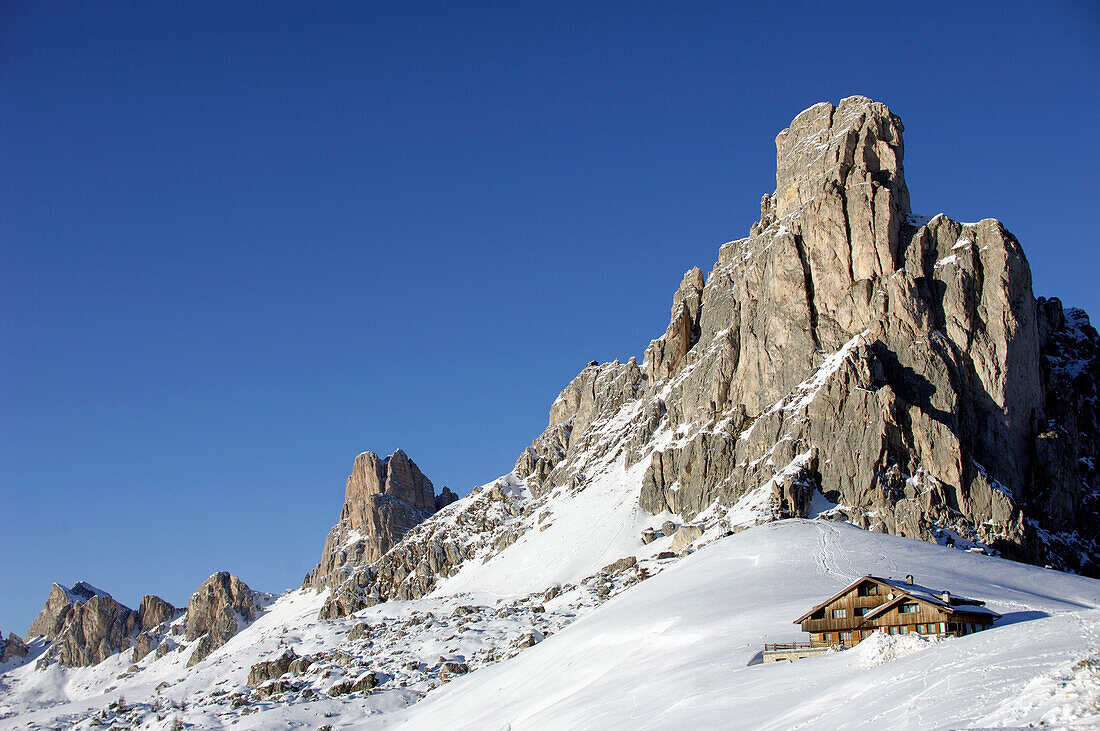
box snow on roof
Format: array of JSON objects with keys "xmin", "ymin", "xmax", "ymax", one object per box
[{"xmin": 877, "ymin": 576, "xmax": 956, "ymax": 606}]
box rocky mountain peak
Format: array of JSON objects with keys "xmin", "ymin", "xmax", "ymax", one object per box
[
  {"xmin": 305, "ymin": 98, "xmax": 1098, "ymax": 629},
  {"xmin": 513, "ymin": 96, "xmax": 1098, "ymax": 575},
  {"xmin": 67, "ymin": 580, "xmax": 109, "ymax": 602},
  {"xmin": 25, "ymin": 583, "xmax": 84, "ymax": 642},
  {"xmin": 184, "ymin": 571, "xmax": 258, "ymax": 666},
  {"xmin": 24, "ymin": 581, "xmax": 181, "ymax": 668},
  {"xmin": 774, "ymin": 96, "xmax": 909, "ymax": 221},
  {"xmin": 0, "ymin": 632, "xmax": 28, "ymax": 664},
  {"xmin": 305, "ymin": 449, "xmax": 459, "ymax": 593},
  {"xmin": 343, "ymin": 449, "xmax": 436, "ymax": 521}
]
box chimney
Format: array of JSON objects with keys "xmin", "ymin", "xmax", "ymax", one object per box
[
  {"xmin": 906, "ymin": 574, "xmax": 914, "ymax": 585},
  {"xmin": 941, "ymin": 590, "xmax": 951, "ymax": 603}
]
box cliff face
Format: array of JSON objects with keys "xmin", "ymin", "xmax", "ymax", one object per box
[
  {"xmin": 517, "ymin": 96, "xmax": 1098, "ymax": 573},
  {"xmin": 305, "ymin": 449, "xmax": 458, "ymax": 595},
  {"xmin": 314, "ymin": 97, "xmax": 1099, "ymax": 621},
  {"xmin": 184, "ymin": 571, "xmax": 258, "ymax": 666},
  {"xmin": 24, "ymin": 582, "xmax": 182, "ymax": 668}
]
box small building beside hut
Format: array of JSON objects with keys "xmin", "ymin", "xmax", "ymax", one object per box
[{"xmin": 762, "ymin": 575, "xmax": 1000, "ymax": 663}]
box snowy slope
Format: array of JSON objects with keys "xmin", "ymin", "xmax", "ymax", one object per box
[
  {"xmin": 0, "ymin": 587, "xmax": 579, "ymax": 730},
  {"xmin": 4, "ymin": 520, "xmax": 1098, "ymax": 729},
  {"xmin": 370, "ymin": 521, "xmax": 1100, "ymax": 730},
  {"xmin": 436, "ymin": 457, "xmax": 662, "ymax": 599}
]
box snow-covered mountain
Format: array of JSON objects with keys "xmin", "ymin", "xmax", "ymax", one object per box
[
  {"xmin": 3, "ymin": 96, "xmax": 1099, "ymax": 729},
  {"xmin": 5, "ymin": 524, "xmax": 1098, "ymax": 729}
]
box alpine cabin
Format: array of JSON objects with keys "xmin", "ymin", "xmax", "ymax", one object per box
[{"xmin": 763, "ymin": 575, "xmax": 1000, "ymax": 662}]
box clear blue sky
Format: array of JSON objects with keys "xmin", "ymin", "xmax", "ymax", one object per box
[{"xmin": 2, "ymin": 1, "xmax": 1098, "ymax": 634}]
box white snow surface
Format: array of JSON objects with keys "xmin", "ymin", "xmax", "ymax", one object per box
[
  {"xmin": 5, "ymin": 374, "xmax": 1100, "ymax": 730},
  {"xmin": 3, "ymin": 521, "xmax": 1099, "ymax": 729},
  {"xmin": 435, "ymin": 458, "xmax": 658, "ymax": 599},
  {"xmin": 368, "ymin": 521, "xmax": 1100, "ymax": 731}
]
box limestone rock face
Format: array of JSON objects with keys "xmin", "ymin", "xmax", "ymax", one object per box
[
  {"xmin": 645, "ymin": 267, "xmax": 706, "ymax": 381},
  {"xmin": 316, "ymin": 475, "xmax": 524, "ymax": 620},
  {"xmin": 25, "ymin": 582, "xmax": 181, "ymax": 668},
  {"xmin": 51, "ymin": 594, "xmax": 138, "ymax": 667},
  {"xmin": 25, "ymin": 581, "xmax": 106, "ymax": 642},
  {"xmin": 129, "ymin": 595, "xmax": 182, "ymax": 663},
  {"xmin": 138, "ymin": 594, "xmax": 179, "ymax": 631},
  {"xmin": 247, "ymin": 649, "xmax": 301, "ymax": 687},
  {"xmin": 311, "ymin": 97, "xmax": 1099, "ymax": 624},
  {"xmin": 305, "ymin": 450, "xmax": 460, "ymax": 594},
  {"xmin": 518, "ymin": 359, "xmax": 646, "ymax": 496},
  {"xmin": 1, "ymin": 633, "xmax": 28, "ymax": 663},
  {"xmin": 131, "ymin": 632, "xmax": 155, "ymax": 663},
  {"xmin": 185, "ymin": 572, "xmax": 257, "ymax": 666},
  {"xmin": 513, "ymin": 95, "xmax": 1099, "ymax": 574}
]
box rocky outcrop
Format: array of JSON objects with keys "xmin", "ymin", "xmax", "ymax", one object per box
[
  {"xmin": 305, "ymin": 450, "xmax": 460, "ymax": 596},
  {"xmin": 247, "ymin": 649, "xmax": 311, "ymax": 687},
  {"xmin": 24, "ymin": 581, "xmax": 180, "ymax": 668},
  {"xmin": 670, "ymin": 526, "xmax": 704, "ymax": 553},
  {"xmin": 131, "ymin": 632, "xmax": 156, "ymax": 663},
  {"xmin": 0, "ymin": 633, "xmax": 28, "ymax": 663},
  {"xmin": 317, "ymin": 475, "xmax": 525, "ymax": 619},
  {"xmin": 327, "ymin": 671, "xmax": 379, "ymax": 696},
  {"xmin": 138, "ymin": 594, "xmax": 179, "ymax": 631},
  {"xmin": 514, "ymin": 96, "xmax": 1099, "ymax": 574},
  {"xmin": 25, "ymin": 581, "xmax": 107, "ymax": 642},
  {"xmin": 645, "ymin": 268, "xmax": 706, "ymax": 381},
  {"xmin": 130, "ymin": 595, "xmax": 182, "ymax": 662},
  {"xmin": 309, "ymin": 97, "xmax": 1098, "ymax": 625},
  {"xmin": 185, "ymin": 572, "xmax": 257, "ymax": 666},
  {"xmin": 50, "ymin": 593, "xmax": 139, "ymax": 667},
  {"xmin": 517, "ymin": 359, "xmax": 646, "ymax": 496}
]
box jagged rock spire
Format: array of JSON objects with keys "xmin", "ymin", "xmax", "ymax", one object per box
[
  {"xmin": 24, "ymin": 582, "xmax": 181, "ymax": 668},
  {"xmin": 519, "ymin": 97, "xmax": 1098, "ymax": 574},
  {"xmin": 305, "ymin": 449, "xmax": 458, "ymax": 593}
]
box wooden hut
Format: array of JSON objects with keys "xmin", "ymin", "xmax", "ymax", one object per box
[
  {"xmin": 794, "ymin": 575, "xmax": 1000, "ymax": 647},
  {"xmin": 763, "ymin": 575, "xmax": 1000, "ymax": 662}
]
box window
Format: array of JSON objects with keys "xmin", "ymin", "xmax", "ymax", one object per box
[
  {"xmin": 822, "ymin": 633, "xmax": 831, "ymax": 642},
  {"xmin": 900, "ymin": 603, "xmax": 919, "ymax": 614},
  {"xmin": 858, "ymin": 584, "xmax": 879, "ymax": 597},
  {"xmin": 839, "ymin": 632, "xmax": 852, "ymax": 641},
  {"xmin": 916, "ymin": 624, "xmax": 926, "ymax": 633},
  {"xmin": 832, "ymin": 609, "xmax": 847, "ymax": 619},
  {"xmin": 854, "ymin": 607, "xmax": 869, "ymax": 617},
  {"xmin": 888, "ymin": 626, "xmax": 897, "ymax": 635}
]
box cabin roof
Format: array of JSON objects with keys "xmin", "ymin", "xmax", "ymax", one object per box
[
  {"xmin": 793, "ymin": 575, "xmax": 1000, "ymax": 624},
  {"xmin": 862, "ymin": 595, "xmax": 906, "ymax": 620}
]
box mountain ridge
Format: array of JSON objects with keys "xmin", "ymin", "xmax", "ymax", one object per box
[
  {"xmin": 311, "ymin": 95, "xmax": 1098, "ymax": 621},
  {"xmin": 4, "ymin": 96, "xmax": 1098, "ymax": 729}
]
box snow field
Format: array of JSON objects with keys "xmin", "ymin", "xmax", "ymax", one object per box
[{"xmin": 371, "ymin": 520, "xmax": 1100, "ymax": 730}]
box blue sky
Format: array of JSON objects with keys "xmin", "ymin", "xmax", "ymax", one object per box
[{"xmin": 2, "ymin": 1, "xmax": 1097, "ymax": 634}]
